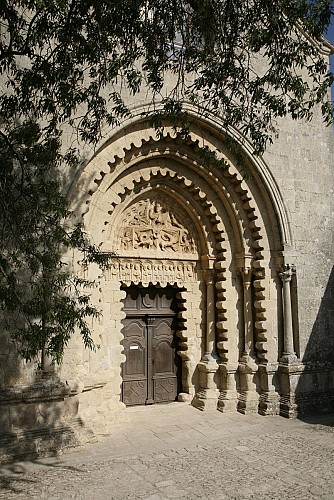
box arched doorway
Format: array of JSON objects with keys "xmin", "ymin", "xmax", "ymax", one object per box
[
  {"xmin": 121, "ymin": 285, "xmax": 182, "ymax": 405},
  {"xmin": 67, "ymin": 114, "xmax": 294, "ymax": 424}
]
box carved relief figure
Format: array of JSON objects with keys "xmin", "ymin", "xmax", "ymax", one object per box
[
  {"xmin": 105, "ymin": 259, "xmax": 198, "ymax": 284},
  {"xmin": 142, "ymin": 262, "xmax": 153, "ymax": 284},
  {"xmin": 153, "ymin": 262, "xmax": 164, "ymax": 284},
  {"xmin": 119, "ymin": 197, "xmax": 197, "ymax": 254},
  {"xmin": 132, "ymin": 262, "xmax": 141, "ymax": 283}
]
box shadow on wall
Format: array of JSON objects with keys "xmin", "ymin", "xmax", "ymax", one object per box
[
  {"xmin": 0, "ymin": 163, "xmax": 98, "ymax": 464},
  {"xmin": 0, "ymin": 342, "xmax": 85, "ymax": 464},
  {"xmin": 295, "ymin": 266, "xmax": 334, "ymax": 420}
]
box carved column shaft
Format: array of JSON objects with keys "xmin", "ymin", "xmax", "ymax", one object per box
[
  {"xmin": 279, "ymin": 265, "xmax": 296, "ymax": 360},
  {"xmin": 192, "ymin": 266, "xmax": 219, "ymax": 411},
  {"xmin": 241, "ymin": 267, "xmax": 254, "ymax": 356},
  {"xmin": 203, "ymin": 269, "xmax": 217, "ymax": 360},
  {"xmin": 237, "ymin": 263, "xmax": 258, "ymax": 414}
]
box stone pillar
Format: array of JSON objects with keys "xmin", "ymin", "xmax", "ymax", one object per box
[
  {"xmin": 279, "ymin": 264, "xmax": 297, "ymax": 363},
  {"xmin": 192, "ymin": 267, "xmax": 219, "ymax": 410},
  {"xmin": 278, "ymin": 264, "xmax": 301, "ymax": 417},
  {"xmin": 217, "ymin": 363, "xmax": 238, "ymax": 412},
  {"xmin": 241, "ymin": 266, "xmax": 254, "ymax": 358},
  {"xmin": 238, "ymin": 264, "xmax": 259, "ymax": 414},
  {"xmin": 203, "ymin": 269, "xmax": 217, "ymax": 362},
  {"xmin": 278, "ymin": 362, "xmax": 305, "ymax": 418},
  {"xmin": 178, "ymin": 351, "xmax": 195, "ymax": 403},
  {"xmin": 258, "ymin": 363, "xmax": 280, "ymax": 416}
]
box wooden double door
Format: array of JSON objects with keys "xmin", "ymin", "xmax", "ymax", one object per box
[{"xmin": 121, "ymin": 286, "xmax": 182, "ymax": 406}]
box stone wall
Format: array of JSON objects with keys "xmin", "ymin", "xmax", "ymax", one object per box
[{"xmin": 1, "ymin": 42, "xmax": 334, "ymax": 462}]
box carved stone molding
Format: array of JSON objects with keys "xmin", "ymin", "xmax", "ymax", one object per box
[
  {"xmin": 238, "ymin": 266, "xmax": 253, "ymax": 284},
  {"xmin": 105, "ymin": 259, "xmax": 198, "ymax": 286}
]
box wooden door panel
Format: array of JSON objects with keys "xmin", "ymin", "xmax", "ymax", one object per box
[
  {"xmin": 153, "ymin": 377, "xmax": 177, "ymax": 403},
  {"xmin": 122, "ymin": 317, "xmax": 147, "ymax": 405},
  {"xmin": 122, "ymin": 287, "xmax": 181, "ymax": 406},
  {"xmin": 152, "ymin": 317, "xmax": 175, "ymax": 374},
  {"xmin": 122, "ymin": 380, "xmax": 146, "ymax": 406},
  {"xmin": 152, "ymin": 317, "xmax": 178, "ymax": 402},
  {"xmin": 153, "ymin": 339, "xmax": 175, "ymax": 375},
  {"xmin": 122, "ymin": 343, "xmax": 145, "ymax": 378}
]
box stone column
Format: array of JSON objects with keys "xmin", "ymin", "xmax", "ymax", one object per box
[
  {"xmin": 279, "ymin": 264, "xmax": 297, "ymax": 364},
  {"xmin": 217, "ymin": 363, "xmax": 239, "ymax": 413},
  {"xmin": 192, "ymin": 267, "xmax": 219, "ymax": 410},
  {"xmin": 238, "ymin": 264, "xmax": 259, "ymax": 414},
  {"xmin": 278, "ymin": 264, "xmax": 301, "ymax": 417},
  {"xmin": 241, "ymin": 267, "xmax": 254, "ymax": 358},
  {"xmin": 203, "ymin": 269, "xmax": 217, "ymax": 362},
  {"xmin": 258, "ymin": 363, "xmax": 280, "ymax": 416}
]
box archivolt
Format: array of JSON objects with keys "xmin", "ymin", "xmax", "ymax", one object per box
[{"xmin": 70, "ymin": 118, "xmax": 289, "ymax": 363}]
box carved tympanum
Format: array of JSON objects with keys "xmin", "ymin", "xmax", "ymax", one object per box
[{"xmin": 119, "ymin": 198, "xmax": 196, "ymax": 254}]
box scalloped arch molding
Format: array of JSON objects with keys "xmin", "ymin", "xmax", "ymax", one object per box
[
  {"xmin": 71, "ymin": 112, "xmax": 291, "ymax": 251},
  {"xmin": 67, "ymin": 114, "xmax": 294, "ymax": 415}
]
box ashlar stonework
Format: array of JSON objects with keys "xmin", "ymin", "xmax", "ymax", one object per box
[{"xmin": 1, "ymin": 49, "xmax": 334, "ymax": 462}]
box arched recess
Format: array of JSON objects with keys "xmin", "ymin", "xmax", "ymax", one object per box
[{"xmin": 68, "ymin": 114, "xmax": 292, "ymax": 415}]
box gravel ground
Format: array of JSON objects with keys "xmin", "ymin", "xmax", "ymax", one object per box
[{"xmin": 1, "ymin": 404, "xmax": 334, "ymax": 499}]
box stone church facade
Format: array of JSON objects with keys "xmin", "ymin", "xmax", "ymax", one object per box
[{"xmin": 1, "ymin": 45, "xmax": 334, "ymax": 461}]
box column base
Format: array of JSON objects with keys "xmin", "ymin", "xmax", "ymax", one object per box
[
  {"xmin": 191, "ymin": 360, "xmax": 219, "ymax": 411},
  {"xmin": 258, "ymin": 392, "xmax": 280, "ymax": 416},
  {"xmin": 278, "ymin": 361, "xmax": 304, "ymax": 418},
  {"xmin": 280, "ymin": 352, "xmax": 298, "ymax": 364},
  {"xmin": 237, "ymin": 391, "xmax": 259, "ymax": 415},
  {"xmin": 217, "ymin": 390, "xmax": 238, "ymax": 413},
  {"xmin": 178, "ymin": 392, "xmax": 193, "ymax": 403},
  {"xmin": 237, "ymin": 357, "xmax": 259, "ymax": 414},
  {"xmin": 258, "ymin": 363, "xmax": 280, "ymax": 416},
  {"xmin": 192, "ymin": 388, "xmax": 220, "ymax": 411},
  {"xmin": 279, "ymin": 394, "xmax": 297, "ymax": 418},
  {"xmin": 217, "ymin": 364, "xmax": 238, "ymax": 413}
]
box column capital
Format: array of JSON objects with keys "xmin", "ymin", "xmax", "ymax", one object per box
[
  {"xmin": 279, "ymin": 264, "xmax": 296, "ymax": 283},
  {"xmin": 237, "ymin": 266, "xmax": 253, "ymax": 284},
  {"xmin": 203, "ymin": 268, "xmax": 215, "ymax": 284}
]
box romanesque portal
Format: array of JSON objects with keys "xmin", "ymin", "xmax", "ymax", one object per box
[
  {"xmin": 1, "ymin": 111, "xmax": 334, "ymax": 462},
  {"xmin": 65, "ymin": 114, "xmax": 304, "ymax": 425}
]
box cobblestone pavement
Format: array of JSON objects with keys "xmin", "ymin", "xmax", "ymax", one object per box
[{"xmin": 1, "ymin": 403, "xmax": 334, "ymax": 499}]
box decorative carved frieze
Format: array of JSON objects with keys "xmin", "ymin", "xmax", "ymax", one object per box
[
  {"xmin": 119, "ymin": 198, "xmax": 197, "ymax": 255},
  {"xmin": 105, "ymin": 259, "xmax": 198, "ymax": 286}
]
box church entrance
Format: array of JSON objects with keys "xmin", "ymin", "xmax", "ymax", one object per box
[{"xmin": 121, "ymin": 286, "xmax": 182, "ymax": 406}]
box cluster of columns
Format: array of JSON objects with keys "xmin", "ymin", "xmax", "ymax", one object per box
[{"xmin": 192, "ymin": 258, "xmax": 299, "ymax": 415}]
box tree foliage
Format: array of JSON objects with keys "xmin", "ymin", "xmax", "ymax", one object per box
[
  {"xmin": 0, "ymin": 123, "xmax": 112, "ymax": 366},
  {"xmin": 0, "ymin": 0, "xmax": 333, "ymax": 366}
]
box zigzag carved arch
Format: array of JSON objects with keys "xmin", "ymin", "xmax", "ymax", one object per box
[
  {"xmin": 73, "ymin": 120, "xmax": 287, "ymax": 363},
  {"xmin": 70, "ymin": 112, "xmax": 291, "ymax": 251},
  {"xmin": 80, "ymin": 133, "xmax": 266, "ymax": 259}
]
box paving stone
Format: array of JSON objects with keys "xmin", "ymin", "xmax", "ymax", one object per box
[{"xmin": 1, "ymin": 406, "xmax": 334, "ymax": 499}]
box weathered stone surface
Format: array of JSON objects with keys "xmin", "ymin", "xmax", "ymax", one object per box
[
  {"xmin": 1, "ymin": 40, "xmax": 334, "ymax": 461},
  {"xmin": 1, "ymin": 404, "xmax": 334, "ymax": 499}
]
